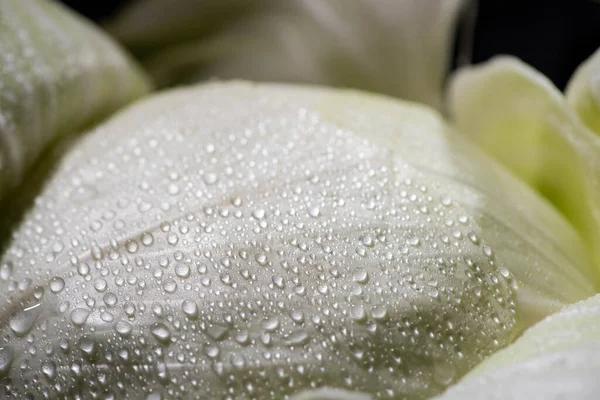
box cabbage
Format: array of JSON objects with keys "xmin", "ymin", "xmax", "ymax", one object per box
[
  {"xmin": 2, "ymin": 1, "xmax": 600, "ymax": 399},
  {"xmin": 0, "ymin": 82, "xmax": 594, "ymax": 399}
]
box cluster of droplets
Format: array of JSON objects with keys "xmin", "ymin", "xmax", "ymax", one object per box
[{"xmin": 0, "ymin": 85, "xmax": 517, "ymax": 399}]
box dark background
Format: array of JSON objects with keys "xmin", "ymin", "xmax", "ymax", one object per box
[{"xmin": 61, "ymin": 0, "xmax": 600, "ymax": 90}]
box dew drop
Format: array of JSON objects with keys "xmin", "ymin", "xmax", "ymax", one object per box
[
  {"xmin": 41, "ymin": 359, "xmax": 56, "ymax": 380},
  {"xmin": 252, "ymin": 209, "xmax": 266, "ymax": 220},
  {"xmin": 115, "ymin": 320, "xmax": 133, "ymax": 337},
  {"xmin": 352, "ymin": 268, "xmax": 369, "ymax": 284},
  {"xmin": 175, "ymin": 263, "xmax": 191, "ymax": 279},
  {"xmin": 9, "ymin": 303, "xmax": 42, "ymax": 335},
  {"xmin": 349, "ymin": 304, "xmax": 367, "ymax": 322},
  {"xmin": 70, "ymin": 308, "xmax": 91, "ymax": 327},
  {"xmin": 180, "ymin": 301, "xmax": 197, "ymax": 319},
  {"xmin": 0, "ymin": 346, "xmax": 14, "ymax": 375},
  {"xmin": 150, "ymin": 323, "xmax": 171, "ymax": 343},
  {"xmin": 49, "ymin": 277, "xmax": 65, "ymax": 293}
]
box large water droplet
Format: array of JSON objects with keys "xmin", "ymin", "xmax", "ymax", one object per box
[
  {"xmin": 150, "ymin": 323, "xmax": 171, "ymax": 344},
  {"xmin": 70, "ymin": 308, "xmax": 91, "ymax": 327},
  {"xmin": 41, "ymin": 359, "xmax": 56, "ymax": 380},
  {"xmin": 9, "ymin": 303, "xmax": 42, "ymax": 335},
  {"xmin": 49, "ymin": 277, "xmax": 65, "ymax": 293}
]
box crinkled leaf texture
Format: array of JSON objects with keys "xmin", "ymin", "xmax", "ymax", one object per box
[
  {"xmin": 0, "ymin": 0, "xmax": 150, "ymax": 204},
  {"xmin": 435, "ymin": 294, "xmax": 600, "ymax": 400},
  {"xmin": 449, "ymin": 56, "xmax": 600, "ymax": 283},
  {"xmin": 106, "ymin": 0, "xmax": 465, "ymax": 109},
  {"xmin": 0, "ymin": 83, "xmax": 594, "ymax": 399}
]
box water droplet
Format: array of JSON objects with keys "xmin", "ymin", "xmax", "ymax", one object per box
[
  {"xmin": 78, "ymin": 335, "xmax": 96, "ymax": 357},
  {"xmin": 286, "ymin": 330, "xmax": 310, "ymax": 346},
  {"xmin": 433, "ymin": 360, "xmax": 456, "ymax": 386},
  {"xmin": 207, "ymin": 324, "xmax": 229, "ymax": 341},
  {"xmin": 204, "ymin": 344, "xmax": 220, "ymax": 359},
  {"xmin": 230, "ymin": 353, "xmax": 246, "ymax": 369},
  {"xmin": 70, "ymin": 308, "xmax": 91, "ymax": 327},
  {"xmin": 271, "ymin": 275, "xmax": 285, "ymax": 289},
  {"xmin": 163, "ymin": 279, "xmax": 177, "ymax": 293},
  {"xmin": 10, "ymin": 303, "xmax": 42, "ymax": 335},
  {"xmin": 252, "ymin": 209, "xmax": 266, "ymax": 220},
  {"xmin": 175, "ymin": 263, "xmax": 190, "ymax": 279},
  {"xmin": 360, "ymin": 235, "xmax": 374, "ymax": 248},
  {"xmin": 371, "ymin": 305, "xmax": 388, "ymax": 321},
  {"xmin": 141, "ymin": 232, "xmax": 154, "ymax": 246},
  {"xmin": 0, "ymin": 346, "xmax": 14, "ymax": 375},
  {"xmin": 308, "ymin": 206, "xmax": 320, "ymax": 218},
  {"xmin": 407, "ymin": 237, "xmax": 420, "ymax": 247},
  {"xmin": 41, "ymin": 359, "xmax": 56, "ymax": 380},
  {"xmin": 349, "ymin": 304, "xmax": 367, "ymax": 322},
  {"xmin": 235, "ymin": 330, "xmax": 250, "ymax": 346},
  {"xmin": 126, "ymin": 240, "xmax": 139, "ymax": 253},
  {"xmin": 115, "ymin": 320, "xmax": 133, "ymax": 337},
  {"xmin": 352, "ymin": 268, "xmax": 369, "ymax": 284},
  {"xmin": 203, "ymin": 172, "xmax": 218, "ymax": 185},
  {"xmin": 0, "ymin": 262, "xmax": 13, "ymax": 280},
  {"xmin": 103, "ymin": 292, "xmax": 118, "ymax": 307},
  {"xmin": 49, "ymin": 277, "xmax": 65, "ymax": 293},
  {"xmin": 166, "ymin": 232, "xmax": 178, "ymax": 245},
  {"xmin": 262, "ymin": 317, "xmax": 280, "ymax": 332},
  {"xmin": 94, "ymin": 278, "xmax": 108, "ymax": 292},
  {"xmin": 150, "ymin": 323, "xmax": 171, "ymax": 344},
  {"xmin": 181, "ymin": 300, "xmax": 198, "ymax": 318}
]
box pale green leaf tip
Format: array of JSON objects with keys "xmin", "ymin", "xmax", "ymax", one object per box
[
  {"xmin": 566, "ymin": 47, "xmax": 600, "ymax": 135},
  {"xmin": 448, "ymin": 54, "xmax": 600, "ymax": 287}
]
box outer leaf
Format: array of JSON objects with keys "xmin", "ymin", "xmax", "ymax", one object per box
[
  {"xmin": 0, "ymin": 0, "xmax": 150, "ymax": 204},
  {"xmin": 566, "ymin": 48, "xmax": 600, "ymax": 135},
  {"xmin": 107, "ymin": 0, "xmax": 465, "ymax": 109},
  {"xmin": 449, "ymin": 57, "xmax": 600, "ymax": 283},
  {"xmin": 0, "ymin": 83, "xmax": 593, "ymax": 399},
  {"xmin": 435, "ymin": 294, "xmax": 600, "ymax": 399}
]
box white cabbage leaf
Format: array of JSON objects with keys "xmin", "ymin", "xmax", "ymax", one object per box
[
  {"xmin": 0, "ymin": 82, "xmax": 594, "ymax": 399},
  {"xmin": 449, "ymin": 56, "xmax": 600, "ymax": 282},
  {"xmin": 0, "ymin": 0, "xmax": 150, "ymax": 213},
  {"xmin": 106, "ymin": 0, "xmax": 465, "ymax": 109},
  {"xmin": 434, "ymin": 294, "xmax": 600, "ymax": 399}
]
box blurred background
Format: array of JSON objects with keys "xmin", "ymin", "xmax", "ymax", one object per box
[{"xmin": 60, "ymin": 0, "xmax": 600, "ymax": 92}]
